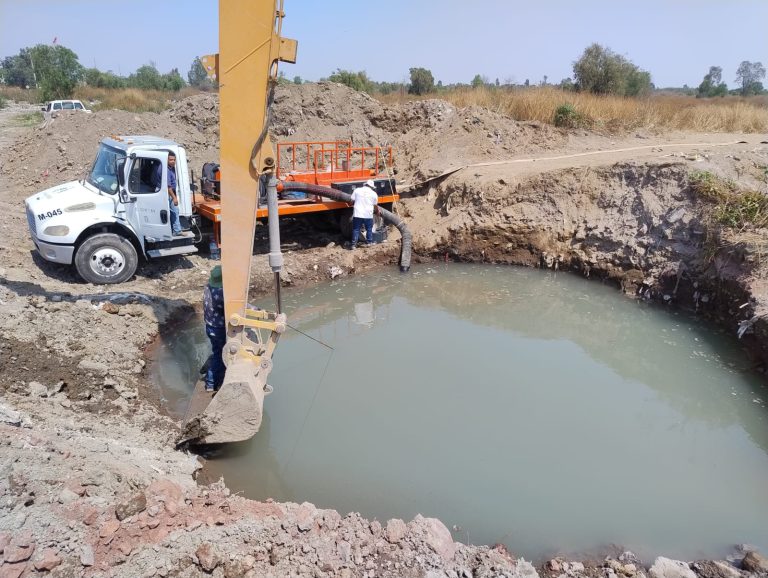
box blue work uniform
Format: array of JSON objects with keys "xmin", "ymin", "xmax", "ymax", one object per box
[
  {"xmin": 203, "ymin": 284, "xmax": 226, "ymax": 391},
  {"xmin": 153, "ymin": 162, "xmax": 181, "ymax": 235}
]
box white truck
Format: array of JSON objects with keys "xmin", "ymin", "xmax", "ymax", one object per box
[{"xmin": 24, "ymin": 136, "xmax": 199, "ymax": 284}]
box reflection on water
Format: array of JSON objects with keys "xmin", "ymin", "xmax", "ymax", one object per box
[{"xmin": 153, "ymin": 264, "xmax": 768, "ymax": 561}]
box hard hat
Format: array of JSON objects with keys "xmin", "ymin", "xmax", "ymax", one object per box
[
  {"xmin": 208, "ymin": 265, "xmax": 223, "ymax": 288},
  {"xmin": 365, "ymin": 179, "xmax": 375, "ymax": 188}
]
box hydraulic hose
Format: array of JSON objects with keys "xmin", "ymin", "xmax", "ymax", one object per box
[{"xmin": 278, "ymin": 181, "xmax": 411, "ymax": 272}]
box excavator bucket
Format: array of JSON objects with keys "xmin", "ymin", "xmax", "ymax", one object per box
[
  {"xmin": 178, "ymin": 310, "xmax": 285, "ymax": 446},
  {"xmin": 179, "ymin": 358, "xmax": 272, "ymax": 445}
]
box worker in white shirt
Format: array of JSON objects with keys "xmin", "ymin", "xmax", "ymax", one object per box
[{"xmin": 350, "ymin": 179, "xmax": 379, "ymax": 249}]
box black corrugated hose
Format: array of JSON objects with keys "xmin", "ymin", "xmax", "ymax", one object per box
[{"xmin": 278, "ymin": 181, "xmax": 411, "ymax": 272}]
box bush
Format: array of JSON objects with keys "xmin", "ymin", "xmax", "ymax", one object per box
[
  {"xmin": 715, "ymin": 190, "xmax": 768, "ymax": 228},
  {"xmin": 0, "ymin": 95, "xmax": 6, "ymax": 109},
  {"xmin": 553, "ymin": 103, "xmax": 583, "ymax": 128},
  {"xmin": 689, "ymin": 170, "xmax": 733, "ymax": 201},
  {"xmin": 327, "ymin": 69, "xmax": 373, "ymax": 93},
  {"xmin": 690, "ymin": 171, "xmax": 768, "ymax": 228}
]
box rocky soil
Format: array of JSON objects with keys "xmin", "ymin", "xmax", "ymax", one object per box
[{"xmin": 1, "ymin": 83, "xmax": 768, "ymax": 577}]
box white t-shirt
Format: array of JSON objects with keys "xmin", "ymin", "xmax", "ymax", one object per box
[{"xmin": 350, "ymin": 185, "xmax": 378, "ymax": 219}]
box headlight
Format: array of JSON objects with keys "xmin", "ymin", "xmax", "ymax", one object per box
[
  {"xmin": 43, "ymin": 225, "xmax": 69, "ymax": 236},
  {"xmin": 64, "ymin": 202, "xmax": 96, "ymax": 212}
]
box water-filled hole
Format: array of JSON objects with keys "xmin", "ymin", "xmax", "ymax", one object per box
[{"xmin": 151, "ymin": 264, "xmax": 768, "ymax": 560}]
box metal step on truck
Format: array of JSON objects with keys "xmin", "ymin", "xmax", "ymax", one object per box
[{"xmin": 24, "ymin": 137, "xmax": 398, "ymax": 284}]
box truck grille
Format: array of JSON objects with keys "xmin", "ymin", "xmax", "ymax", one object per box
[{"xmin": 26, "ymin": 205, "xmax": 37, "ymax": 236}]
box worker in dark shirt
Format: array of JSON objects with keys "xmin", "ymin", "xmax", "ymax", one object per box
[
  {"xmin": 203, "ymin": 265, "xmax": 226, "ymax": 392},
  {"xmin": 153, "ymin": 152, "xmax": 192, "ymax": 238}
]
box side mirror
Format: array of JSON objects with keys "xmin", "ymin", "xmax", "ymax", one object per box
[
  {"xmin": 115, "ymin": 159, "xmax": 135, "ymax": 203},
  {"xmin": 116, "ymin": 158, "xmax": 126, "ymax": 188}
]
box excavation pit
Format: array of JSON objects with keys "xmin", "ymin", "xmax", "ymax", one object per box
[{"xmin": 152, "ymin": 263, "xmax": 768, "ymax": 561}]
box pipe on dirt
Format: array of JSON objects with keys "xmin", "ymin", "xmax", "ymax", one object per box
[{"xmin": 277, "ymin": 181, "xmax": 412, "ymax": 272}]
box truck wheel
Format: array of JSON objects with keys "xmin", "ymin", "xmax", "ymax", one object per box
[{"xmin": 74, "ymin": 233, "xmax": 138, "ymax": 284}]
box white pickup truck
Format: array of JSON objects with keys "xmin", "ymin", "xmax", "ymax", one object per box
[{"xmin": 24, "ymin": 136, "xmax": 199, "ymax": 284}]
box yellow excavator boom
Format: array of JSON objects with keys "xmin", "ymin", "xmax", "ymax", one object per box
[
  {"xmin": 219, "ymin": 0, "xmax": 296, "ymax": 323},
  {"xmin": 180, "ymin": 0, "xmax": 296, "ymax": 444}
]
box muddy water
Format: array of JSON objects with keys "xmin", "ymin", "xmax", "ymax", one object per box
[{"xmin": 153, "ymin": 264, "xmax": 768, "ymax": 560}]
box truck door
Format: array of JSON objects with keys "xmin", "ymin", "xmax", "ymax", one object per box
[{"xmin": 124, "ymin": 151, "xmax": 173, "ymax": 241}]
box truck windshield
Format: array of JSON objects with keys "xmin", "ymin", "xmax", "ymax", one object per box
[{"xmin": 87, "ymin": 145, "xmax": 125, "ymax": 194}]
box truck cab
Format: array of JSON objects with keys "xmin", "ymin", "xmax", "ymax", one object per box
[{"xmin": 24, "ymin": 136, "xmax": 198, "ymax": 284}]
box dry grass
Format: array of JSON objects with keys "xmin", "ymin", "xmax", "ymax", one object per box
[
  {"xmin": 0, "ymin": 85, "xmax": 204, "ymax": 113},
  {"xmin": 74, "ymin": 87, "xmax": 202, "ymax": 113},
  {"xmin": 378, "ymin": 87, "xmax": 768, "ymax": 133},
  {"xmin": 0, "ymin": 86, "xmax": 41, "ymax": 104}
]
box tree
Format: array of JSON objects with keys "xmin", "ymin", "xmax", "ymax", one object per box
[
  {"xmin": 471, "ymin": 74, "xmax": 484, "ymax": 88},
  {"xmin": 697, "ymin": 66, "xmax": 727, "ymax": 97},
  {"xmin": 707, "ymin": 66, "xmax": 722, "ymax": 86},
  {"xmin": 371, "ymin": 81, "xmax": 406, "ymax": 94},
  {"xmin": 328, "ymin": 69, "xmax": 373, "ymax": 93},
  {"xmin": 559, "ymin": 77, "xmax": 575, "ymax": 91},
  {"xmin": 84, "ymin": 68, "xmax": 126, "ymax": 89},
  {"xmin": 0, "ymin": 49, "xmax": 35, "ymax": 88},
  {"xmin": 129, "ymin": 64, "xmax": 164, "ymax": 90},
  {"xmin": 735, "ymin": 61, "xmax": 766, "ymax": 96},
  {"xmin": 408, "ymin": 67, "xmax": 434, "ymax": 95},
  {"xmin": 28, "ymin": 44, "xmax": 84, "ymax": 100},
  {"xmin": 162, "ymin": 68, "xmax": 185, "ymax": 91},
  {"xmin": 624, "ymin": 69, "xmax": 652, "ymax": 96},
  {"xmin": 572, "ymin": 43, "xmax": 652, "ymax": 96},
  {"xmin": 187, "ymin": 57, "xmax": 214, "ymax": 90},
  {"xmin": 293, "ymin": 76, "xmax": 303, "ymax": 84}
]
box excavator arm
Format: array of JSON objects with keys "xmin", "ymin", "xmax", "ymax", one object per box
[
  {"xmin": 217, "ymin": 0, "xmax": 296, "ymax": 324},
  {"xmin": 180, "ymin": 0, "xmax": 296, "ymax": 444}
]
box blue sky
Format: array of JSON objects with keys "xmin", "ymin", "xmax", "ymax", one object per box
[{"xmin": 1, "ymin": 0, "xmax": 766, "ymax": 88}]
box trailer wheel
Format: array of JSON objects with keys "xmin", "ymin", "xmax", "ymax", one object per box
[{"xmin": 74, "ymin": 233, "xmax": 138, "ymax": 284}]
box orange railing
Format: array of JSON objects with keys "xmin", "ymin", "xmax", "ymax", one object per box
[{"xmin": 276, "ymin": 141, "xmax": 393, "ymax": 185}]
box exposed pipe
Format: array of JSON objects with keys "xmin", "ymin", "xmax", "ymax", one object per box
[
  {"xmin": 278, "ymin": 181, "xmax": 411, "ymax": 272},
  {"xmin": 265, "ymin": 173, "xmax": 284, "ymax": 312}
]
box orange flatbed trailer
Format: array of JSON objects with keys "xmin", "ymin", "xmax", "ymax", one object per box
[{"xmin": 193, "ymin": 141, "xmax": 399, "ymax": 243}]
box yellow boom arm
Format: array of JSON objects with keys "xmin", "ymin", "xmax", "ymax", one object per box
[
  {"xmin": 184, "ymin": 0, "xmax": 296, "ymax": 444},
  {"xmin": 218, "ymin": 0, "xmax": 296, "ymax": 325}
]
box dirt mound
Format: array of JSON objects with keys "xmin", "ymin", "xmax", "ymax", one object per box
[
  {"xmin": 0, "ymin": 82, "xmax": 567, "ymax": 193},
  {"xmin": 0, "ymin": 109, "xmax": 217, "ymax": 199},
  {"xmin": 272, "ymin": 81, "xmax": 391, "ymax": 143},
  {"xmin": 394, "ymin": 102, "xmax": 566, "ymax": 180},
  {"xmin": 271, "ymin": 82, "xmax": 566, "ymax": 181},
  {"xmin": 167, "ymin": 93, "xmax": 219, "ymax": 138}
]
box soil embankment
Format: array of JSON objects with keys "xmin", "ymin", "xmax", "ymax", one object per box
[{"xmin": 1, "ymin": 83, "xmax": 767, "ymax": 577}]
